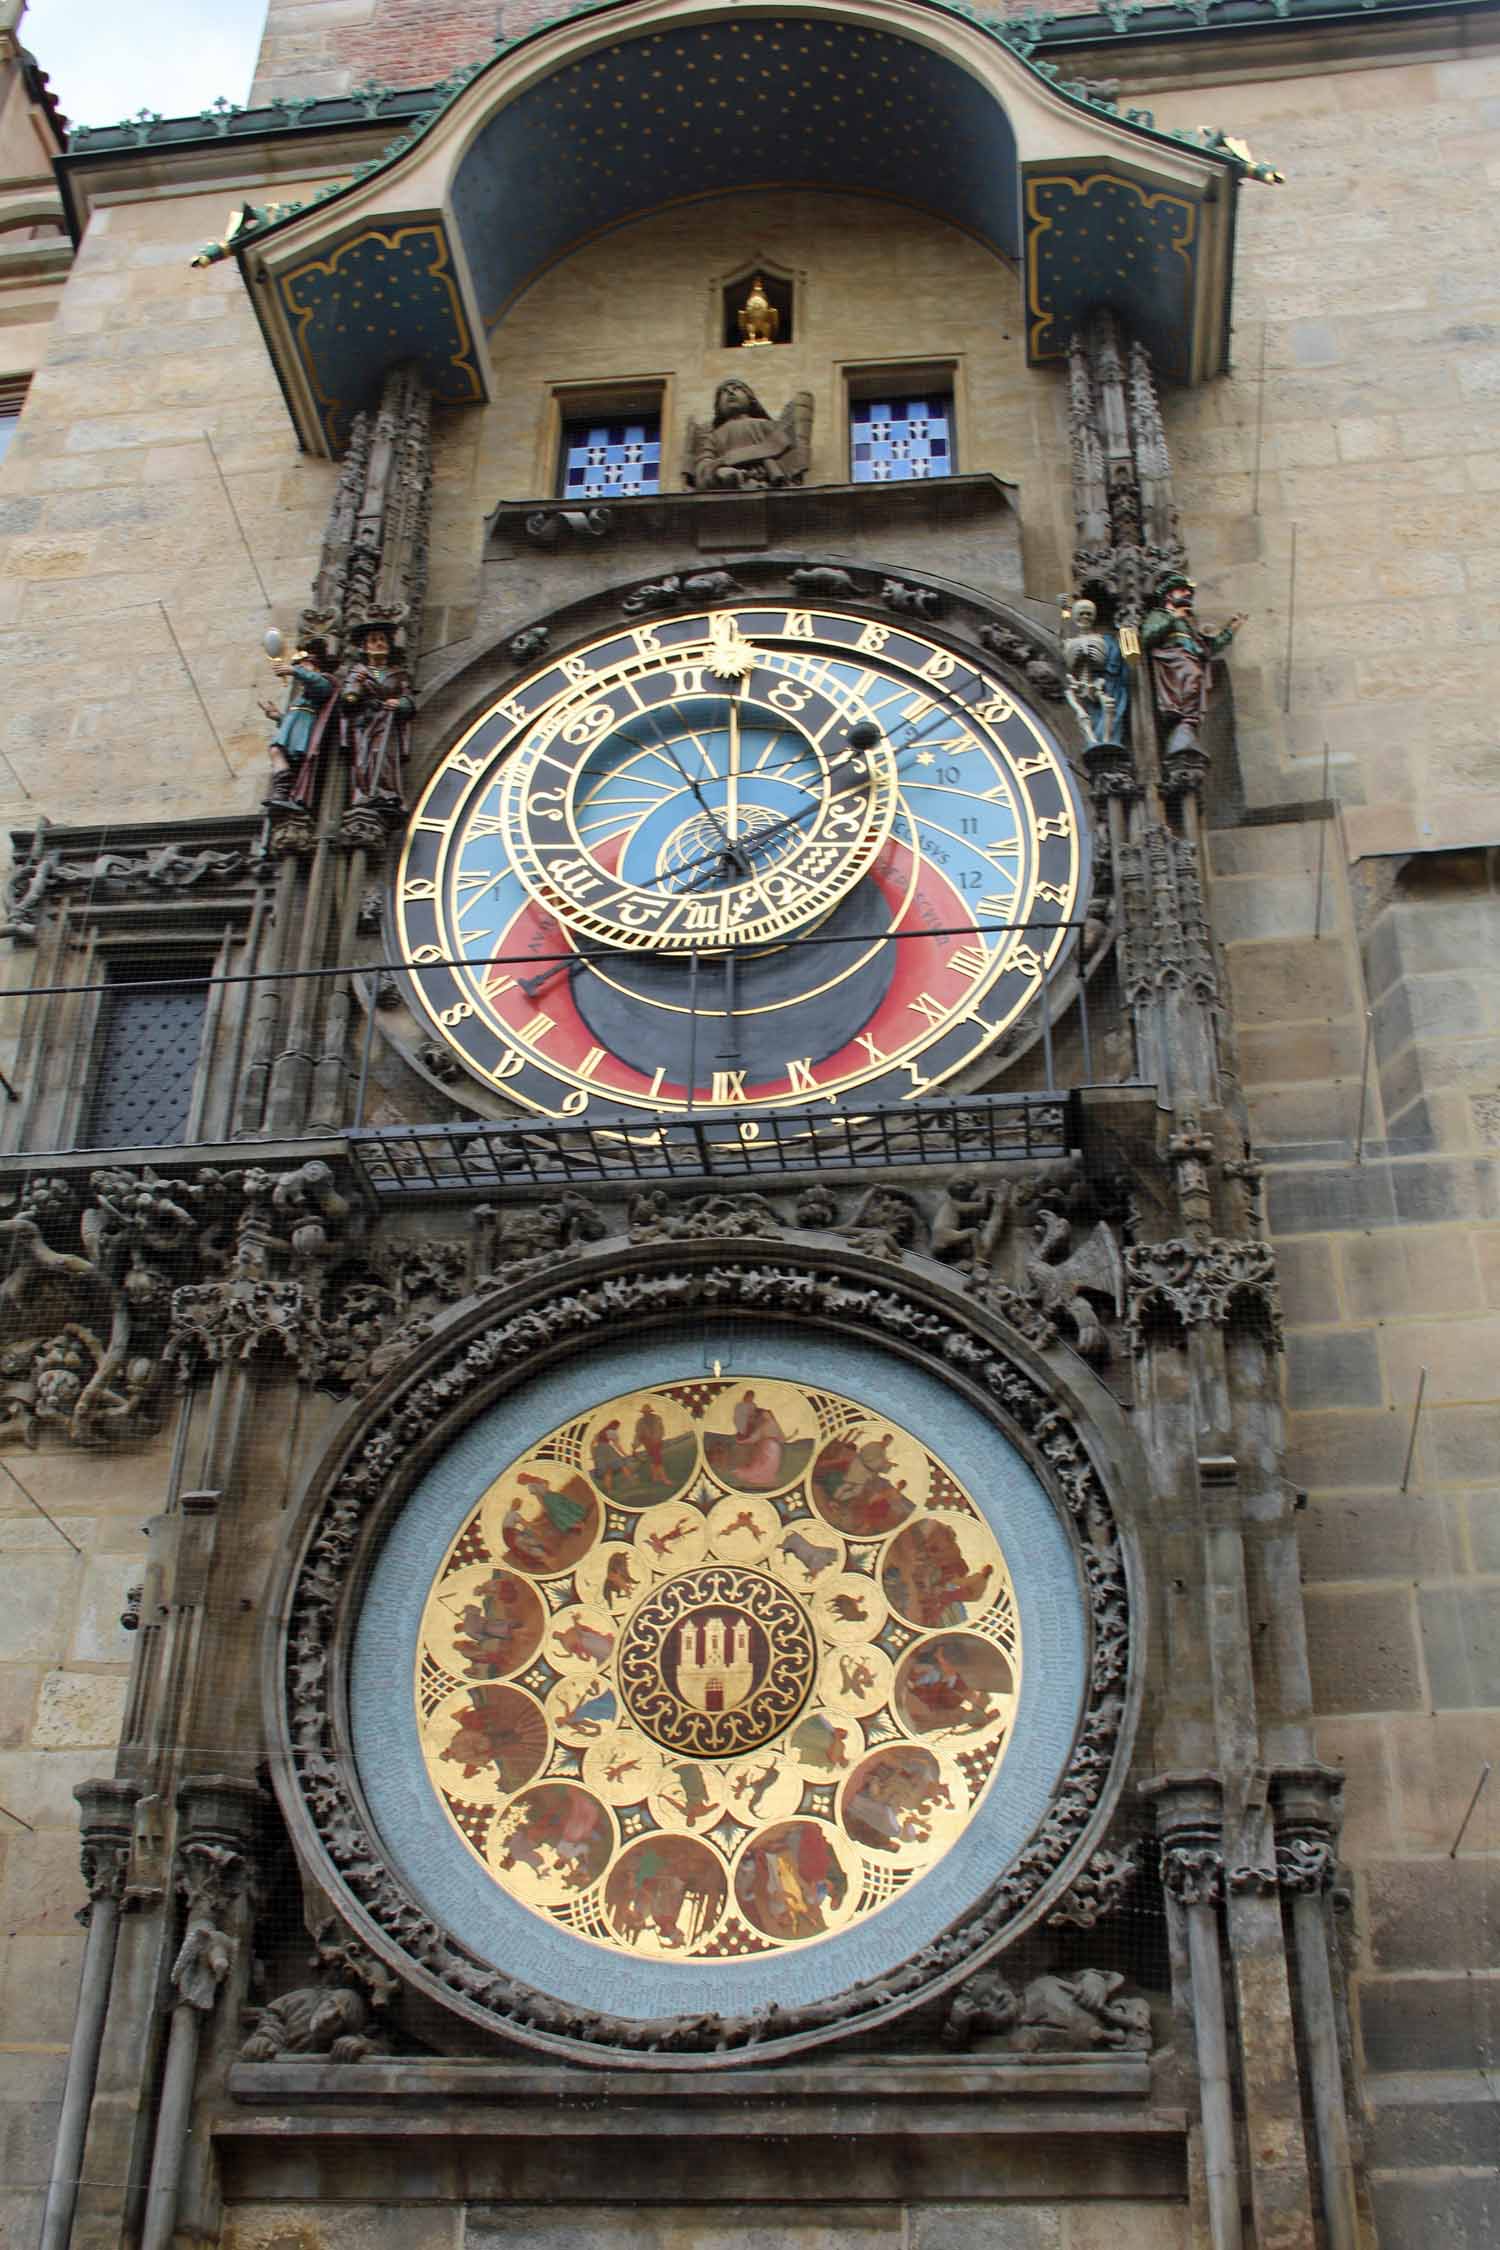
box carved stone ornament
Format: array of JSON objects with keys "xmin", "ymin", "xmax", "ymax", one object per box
[
  {"xmin": 164, "ymin": 1774, "xmax": 264, "ymax": 2010},
  {"xmin": 1124, "ymin": 1237, "xmax": 1283, "ymax": 1355},
  {"xmin": 0, "ymin": 1166, "xmax": 269, "ymax": 1448},
  {"xmin": 620, "ymin": 568, "xmax": 742, "ymax": 617},
  {"xmin": 1275, "ymin": 1835, "xmax": 1339, "ymax": 1895},
  {"xmin": 75, "ymin": 1777, "xmax": 144, "ymax": 1921},
  {"xmin": 273, "ymin": 1249, "xmax": 1138, "ymax": 2067},
  {"xmin": 941, "ymin": 1964, "xmax": 1152, "ymax": 2053},
  {"xmin": 2, "ymin": 826, "xmax": 254, "ymax": 943},
  {"xmin": 1117, "ymin": 825, "xmax": 1217, "ymax": 1011},
  {"xmin": 1160, "ymin": 1843, "xmax": 1224, "ymax": 1908},
  {"xmin": 880, "ymin": 577, "xmax": 942, "ymax": 620},
  {"xmin": 240, "ymin": 1915, "xmax": 398, "ymax": 2063},
  {"xmin": 1045, "ymin": 1842, "xmax": 1138, "ymax": 1929},
  {"xmin": 683, "ymin": 381, "xmax": 812, "ymax": 491},
  {"xmin": 1226, "ymin": 1861, "xmax": 1281, "ymax": 1897}
]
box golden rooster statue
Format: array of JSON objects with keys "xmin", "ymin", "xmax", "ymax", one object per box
[{"xmin": 737, "ymin": 274, "xmax": 779, "ymax": 347}]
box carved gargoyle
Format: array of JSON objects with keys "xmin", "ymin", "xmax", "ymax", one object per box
[
  {"xmin": 1024, "ymin": 1201, "xmax": 1124, "ymax": 1360},
  {"xmin": 240, "ymin": 1918, "xmax": 398, "ymax": 2064}
]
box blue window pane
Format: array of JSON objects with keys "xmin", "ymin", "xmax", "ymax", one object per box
[
  {"xmin": 560, "ymin": 414, "xmax": 662, "ymax": 498},
  {"xmin": 850, "ymin": 392, "xmax": 954, "ymax": 483}
]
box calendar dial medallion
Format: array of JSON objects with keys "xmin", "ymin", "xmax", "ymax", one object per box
[{"xmin": 396, "ymin": 605, "xmax": 1088, "ymax": 1118}]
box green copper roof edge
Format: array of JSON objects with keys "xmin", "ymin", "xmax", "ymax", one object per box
[
  {"xmin": 177, "ymin": 0, "xmax": 1271, "ymax": 267},
  {"xmin": 62, "ymin": 0, "xmax": 1488, "ymax": 255},
  {"xmin": 1020, "ymin": 0, "xmax": 1494, "ymax": 51},
  {"xmin": 59, "ymin": 0, "xmax": 1493, "ymax": 156}
]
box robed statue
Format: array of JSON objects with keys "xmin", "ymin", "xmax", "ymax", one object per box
[
  {"xmin": 340, "ymin": 614, "xmax": 414, "ymax": 810},
  {"xmin": 684, "ymin": 379, "xmax": 813, "ymax": 491}
]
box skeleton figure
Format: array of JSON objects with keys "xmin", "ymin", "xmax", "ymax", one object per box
[{"xmin": 1062, "ymin": 597, "xmax": 1129, "ymax": 748}]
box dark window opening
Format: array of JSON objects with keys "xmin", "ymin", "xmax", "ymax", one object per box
[
  {"xmin": 0, "ymin": 376, "xmax": 28, "ymax": 467},
  {"xmin": 722, "ymin": 271, "xmax": 793, "ymax": 348},
  {"xmin": 84, "ymin": 959, "xmax": 209, "ymax": 1149}
]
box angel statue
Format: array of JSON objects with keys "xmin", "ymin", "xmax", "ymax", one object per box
[{"xmin": 684, "ymin": 379, "xmax": 813, "ymax": 491}]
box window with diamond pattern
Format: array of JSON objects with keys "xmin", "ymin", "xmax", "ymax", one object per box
[
  {"xmin": 849, "ymin": 394, "xmax": 954, "ymax": 482},
  {"xmin": 559, "ymin": 414, "xmax": 662, "ymax": 500},
  {"xmin": 84, "ymin": 961, "xmax": 209, "ymax": 1149}
]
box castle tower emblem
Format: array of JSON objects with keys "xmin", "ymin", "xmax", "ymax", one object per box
[{"xmin": 675, "ymin": 1609, "xmax": 757, "ymax": 1712}]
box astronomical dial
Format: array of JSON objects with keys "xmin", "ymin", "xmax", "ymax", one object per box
[{"xmin": 396, "ymin": 604, "xmax": 1089, "ymax": 1118}]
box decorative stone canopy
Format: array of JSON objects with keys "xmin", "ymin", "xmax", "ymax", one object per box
[{"xmin": 223, "ymin": 0, "xmax": 1260, "ymax": 454}]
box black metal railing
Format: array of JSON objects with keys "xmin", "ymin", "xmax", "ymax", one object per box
[
  {"xmin": 0, "ymin": 915, "xmax": 1126, "ymax": 1188},
  {"xmin": 344, "ymin": 1089, "xmax": 1076, "ymax": 1199}
]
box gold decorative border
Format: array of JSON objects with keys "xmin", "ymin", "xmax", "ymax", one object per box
[{"xmin": 280, "ymin": 219, "xmax": 484, "ymax": 451}]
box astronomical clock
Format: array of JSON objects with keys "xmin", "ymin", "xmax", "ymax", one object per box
[
  {"xmin": 394, "ymin": 601, "xmax": 1088, "ymax": 1118},
  {"xmin": 272, "ymin": 590, "xmax": 1130, "ymax": 2063}
]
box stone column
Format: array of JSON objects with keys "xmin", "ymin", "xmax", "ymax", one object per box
[
  {"xmin": 1273, "ymin": 1765, "xmax": 1359, "ymax": 2250},
  {"xmin": 37, "ymin": 1780, "xmax": 143, "ymax": 2250},
  {"xmin": 1148, "ymin": 1776, "xmax": 1242, "ymax": 2250},
  {"xmin": 138, "ymin": 1775, "xmax": 263, "ymax": 2250}
]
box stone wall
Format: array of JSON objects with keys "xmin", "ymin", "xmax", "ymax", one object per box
[
  {"xmin": 0, "ymin": 12, "xmax": 1496, "ymax": 2249},
  {"xmin": 248, "ymin": 0, "xmax": 1108, "ymax": 103},
  {"xmin": 0, "ymin": 182, "xmax": 339, "ymax": 832},
  {"xmin": 1141, "ymin": 41, "xmax": 1500, "ymax": 2250},
  {"xmin": 221, "ymin": 2202, "xmax": 1191, "ymax": 2249},
  {"xmin": 0, "ymin": 178, "xmax": 1061, "ymax": 837},
  {"xmin": 0, "ymin": 1448, "xmax": 155, "ymax": 2245}
]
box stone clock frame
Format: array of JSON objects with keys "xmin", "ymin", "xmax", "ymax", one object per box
[{"xmin": 265, "ymin": 1233, "xmax": 1148, "ymax": 2067}]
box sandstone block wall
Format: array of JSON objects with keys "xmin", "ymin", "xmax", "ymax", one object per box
[
  {"xmin": 0, "ymin": 1450, "xmax": 158, "ymax": 2245},
  {"xmin": 1149, "ymin": 43, "xmax": 1500, "ymax": 2249},
  {"xmin": 248, "ymin": 0, "xmax": 1108, "ymax": 103},
  {"xmin": 0, "ymin": 183, "xmax": 338, "ymax": 834},
  {"xmin": 0, "ymin": 12, "xmax": 1495, "ymax": 2249}
]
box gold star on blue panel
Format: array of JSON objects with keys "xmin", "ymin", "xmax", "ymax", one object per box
[{"xmin": 282, "ymin": 220, "xmax": 483, "ymax": 451}]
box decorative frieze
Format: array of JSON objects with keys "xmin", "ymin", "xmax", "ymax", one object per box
[{"xmin": 1125, "ymin": 1237, "xmax": 1282, "ymax": 1355}]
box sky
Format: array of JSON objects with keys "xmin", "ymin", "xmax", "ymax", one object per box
[{"xmin": 22, "ymin": 0, "xmax": 266, "ymax": 132}]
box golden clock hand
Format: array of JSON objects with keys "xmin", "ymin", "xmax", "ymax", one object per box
[
  {"xmin": 726, "ymin": 699, "xmax": 741, "ymax": 843},
  {"xmin": 630, "ymin": 703, "xmax": 753, "ymax": 877}
]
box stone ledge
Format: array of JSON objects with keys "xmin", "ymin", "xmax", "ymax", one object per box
[
  {"xmin": 225, "ymin": 2055, "xmax": 1164, "ymax": 2113},
  {"xmin": 486, "ymin": 476, "xmax": 1019, "ymax": 558}
]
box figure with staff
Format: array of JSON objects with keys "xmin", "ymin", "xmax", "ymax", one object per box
[{"xmin": 341, "ymin": 614, "xmax": 414, "ymax": 810}]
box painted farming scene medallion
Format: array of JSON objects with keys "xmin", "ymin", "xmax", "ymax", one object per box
[{"xmin": 415, "ymin": 1378, "xmax": 1020, "ymax": 1961}]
